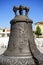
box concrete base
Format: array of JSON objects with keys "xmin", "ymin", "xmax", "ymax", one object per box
[{"xmin": 0, "ymin": 56, "xmax": 35, "ymax": 65}]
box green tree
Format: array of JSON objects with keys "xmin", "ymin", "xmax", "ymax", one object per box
[{"xmin": 35, "ymin": 26, "xmax": 42, "ymax": 38}]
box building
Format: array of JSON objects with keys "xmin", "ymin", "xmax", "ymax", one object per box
[
  {"xmin": 0, "ymin": 28, "xmax": 10, "ymax": 37},
  {"xmin": 0, "ymin": 28, "xmax": 3, "ymax": 37},
  {"xmin": 35, "ymin": 21, "xmax": 43, "ymax": 37},
  {"xmin": 0, "ymin": 28, "xmax": 3, "ymax": 32}
]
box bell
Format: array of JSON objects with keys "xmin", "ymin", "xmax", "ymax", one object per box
[
  {"xmin": 0, "ymin": 5, "xmax": 41, "ymax": 65},
  {"xmin": 4, "ymin": 15, "xmax": 33, "ymax": 56}
]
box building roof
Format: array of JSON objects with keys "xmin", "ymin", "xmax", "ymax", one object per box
[{"xmin": 35, "ymin": 21, "xmax": 43, "ymax": 25}]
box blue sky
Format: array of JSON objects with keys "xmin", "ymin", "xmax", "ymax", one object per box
[{"xmin": 0, "ymin": 0, "xmax": 43, "ymax": 30}]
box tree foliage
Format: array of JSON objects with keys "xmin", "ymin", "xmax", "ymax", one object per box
[{"xmin": 35, "ymin": 26, "xmax": 42, "ymax": 38}]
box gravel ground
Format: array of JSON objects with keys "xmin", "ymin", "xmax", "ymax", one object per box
[
  {"xmin": 0, "ymin": 47, "xmax": 6, "ymax": 55},
  {"xmin": 37, "ymin": 47, "xmax": 43, "ymax": 53}
]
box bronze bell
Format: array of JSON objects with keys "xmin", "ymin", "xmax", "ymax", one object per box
[
  {"xmin": 4, "ymin": 5, "xmax": 33, "ymax": 56},
  {"xmin": 1, "ymin": 5, "xmax": 41, "ymax": 65}
]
